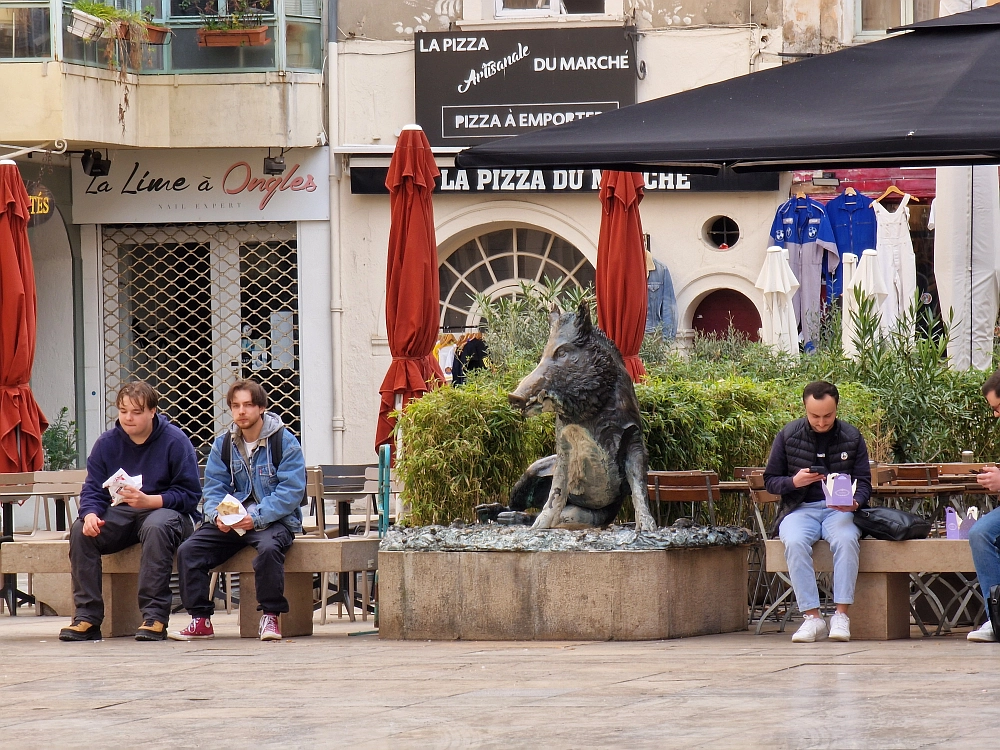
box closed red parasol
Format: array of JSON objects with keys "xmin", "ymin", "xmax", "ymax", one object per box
[
  {"xmin": 0, "ymin": 161, "xmax": 47, "ymax": 472},
  {"xmin": 595, "ymin": 170, "xmax": 647, "ymax": 382},
  {"xmin": 375, "ymin": 126, "xmax": 446, "ymax": 452}
]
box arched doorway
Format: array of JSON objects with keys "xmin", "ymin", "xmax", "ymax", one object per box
[
  {"xmin": 438, "ymin": 227, "xmax": 595, "ymax": 329},
  {"xmin": 692, "ymin": 289, "xmax": 762, "ymax": 341}
]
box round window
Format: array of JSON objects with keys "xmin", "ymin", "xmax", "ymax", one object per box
[{"xmin": 704, "ymin": 216, "xmax": 740, "ymax": 250}]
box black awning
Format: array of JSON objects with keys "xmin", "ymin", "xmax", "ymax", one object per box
[{"xmin": 456, "ymin": 6, "xmax": 1000, "ymax": 173}]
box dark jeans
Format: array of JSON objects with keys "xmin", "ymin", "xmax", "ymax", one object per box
[
  {"xmin": 69, "ymin": 505, "xmax": 193, "ymax": 625},
  {"xmin": 176, "ymin": 522, "xmax": 294, "ymax": 617}
]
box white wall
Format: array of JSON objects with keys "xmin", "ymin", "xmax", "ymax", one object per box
[
  {"xmin": 0, "ymin": 63, "xmax": 325, "ymax": 149},
  {"xmin": 28, "ymin": 210, "xmax": 76, "ymax": 424},
  {"xmin": 297, "ymin": 219, "xmax": 335, "ymax": 464}
]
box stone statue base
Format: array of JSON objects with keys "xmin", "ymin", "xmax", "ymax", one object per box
[{"xmin": 378, "ymin": 525, "xmax": 750, "ymax": 641}]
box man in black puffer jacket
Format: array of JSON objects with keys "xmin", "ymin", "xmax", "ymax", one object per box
[{"xmin": 764, "ymin": 381, "xmax": 872, "ymax": 644}]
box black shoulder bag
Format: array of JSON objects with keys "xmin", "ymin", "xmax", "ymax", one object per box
[{"xmin": 853, "ymin": 506, "xmax": 931, "ymax": 541}]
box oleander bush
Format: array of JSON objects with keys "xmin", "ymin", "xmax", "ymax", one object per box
[{"xmin": 396, "ymin": 287, "xmax": 999, "ymax": 527}]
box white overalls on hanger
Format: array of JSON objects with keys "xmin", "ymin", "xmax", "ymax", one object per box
[{"xmin": 873, "ymin": 195, "xmax": 917, "ymax": 335}]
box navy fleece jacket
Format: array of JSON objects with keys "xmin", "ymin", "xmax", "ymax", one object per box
[{"xmin": 79, "ymin": 413, "xmax": 202, "ymax": 520}]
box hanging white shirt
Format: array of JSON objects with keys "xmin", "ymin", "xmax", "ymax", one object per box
[{"xmin": 873, "ymin": 196, "xmax": 917, "ymax": 335}]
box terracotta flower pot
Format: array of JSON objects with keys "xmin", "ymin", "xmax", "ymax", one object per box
[
  {"xmin": 196, "ymin": 26, "xmax": 269, "ymax": 47},
  {"xmin": 144, "ymin": 23, "xmax": 170, "ymax": 44}
]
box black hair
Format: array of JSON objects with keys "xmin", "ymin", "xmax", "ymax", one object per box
[{"xmin": 802, "ymin": 380, "xmax": 839, "ymax": 404}]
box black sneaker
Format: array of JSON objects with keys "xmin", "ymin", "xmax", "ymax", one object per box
[
  {"xmin": 59, "ymin": 620, "xmax": 102, "ymax": 642},
  {"xmin": 135, "ymin": 619, "xmax": 168, "ymax": 641}
]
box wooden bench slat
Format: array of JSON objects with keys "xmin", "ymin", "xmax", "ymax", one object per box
[
  {"xmin": 0, "ymin": 537, "xmax": 380, "ymax": 575},
  {"xmin": 646, "ymin": 488, "xmax": 719, "ymax": 502},
  {"xmin": 764, "ymin": 539, "xmax": 974, "ymax": 573}
]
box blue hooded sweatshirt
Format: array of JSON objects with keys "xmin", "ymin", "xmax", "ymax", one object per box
[{"xmin": 79, "ymin": 413, "xmax": 202, "ymax": 521}]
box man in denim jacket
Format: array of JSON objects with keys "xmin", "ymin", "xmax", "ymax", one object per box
[{"xmin": 170, "ymin": 379, "xmax": 305, "ymax": 642}]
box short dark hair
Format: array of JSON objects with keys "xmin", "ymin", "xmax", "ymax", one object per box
[
  {"xmin": 983, "ymin": 370, "xmax": 1000, "ymax": 401},
  {"xmin": 802, "ymin": 380, "xmax": 839, "ymax": 404},
  {"xmin": 116, "ymin": 381, "xmax": 158, "ymax": 412},
  {"xmin": 226, "ymin": 379, "xmax": 268, "ymax": 408}
]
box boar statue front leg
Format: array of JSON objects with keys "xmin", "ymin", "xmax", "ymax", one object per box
[
  {"xmin": 624, "ymin": 429, "xmax": 657, "ymax": 532},
  {"xmin": 531, "ymin": 459, "xmax": 568, "ymax": 529}
]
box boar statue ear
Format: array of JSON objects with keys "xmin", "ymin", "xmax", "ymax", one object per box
[
  {"xmin": 548, "ymin": 303, "xmax": 561, "ymax": 327},
  {"xmin": 575, "ymin": 300, "xmax": 593, "ymax": 337}
]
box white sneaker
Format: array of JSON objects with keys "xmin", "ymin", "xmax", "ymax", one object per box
[
  {"xmin": 968, "ymin": 621, "xmax": 997, "ymax": 643},
  {"xmin": 828, "ymin": 612, "xmax": 851, "ymax": 642},
  {"xmin": 791, "ymin": 615, "xmax": 828, "ymax": 643}
]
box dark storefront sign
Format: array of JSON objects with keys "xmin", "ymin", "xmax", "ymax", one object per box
[
  {"xmin": 350, "ymin": 166, "xmax": 778, "ymax": 195},
  {"xmin": 415, "ymin": 28, "xmax": 636, "ymax": 148}
]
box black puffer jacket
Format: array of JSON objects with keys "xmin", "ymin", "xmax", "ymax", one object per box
[{"xmin": 763, "ymin": 417, "xmax": 872, "ymax": 537}]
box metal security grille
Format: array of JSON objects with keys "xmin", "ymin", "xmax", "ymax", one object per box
[{"xmin": 101, "ymin": 222, "xmax": 301, "ymax": 459}]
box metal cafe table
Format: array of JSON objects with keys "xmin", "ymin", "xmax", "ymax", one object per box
[{"xmin": 0, "ymin": 470, "xmax": 86, "ymax": 614}]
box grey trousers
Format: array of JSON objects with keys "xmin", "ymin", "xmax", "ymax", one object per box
[{"xmin": 69, "ymin": 505, "xmax": 193, "ymax": 625}]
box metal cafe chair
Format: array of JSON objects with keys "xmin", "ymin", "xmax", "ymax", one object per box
[
  {"xmin": 746, "ymin": 471, "xmax": 833, "ymax": 634},
  {"xmin": 646, "ymin": 470, "xmax": 718, "ymax": 526}
]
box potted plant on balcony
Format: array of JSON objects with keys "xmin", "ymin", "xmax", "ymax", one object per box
[
  {"xmin": 67, "ymin": 0, "xmax": 115, "ymax": 40},
  {"xmin": 190, "ymin": 0, "xmax": 271, "ymax": 47},
  {"xmin": 141, "ymin": 5, "xmax": 171, "ymax": 44}
]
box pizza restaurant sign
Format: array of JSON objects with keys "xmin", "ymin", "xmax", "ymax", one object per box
[{"xmin": 72, "ymin": 147, "xmax": 330, "ymax": 224}]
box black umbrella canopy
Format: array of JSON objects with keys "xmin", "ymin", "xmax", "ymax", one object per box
[{"xmin": 456, "ymin": 5, "xmax": 1000, "ymax": 173}]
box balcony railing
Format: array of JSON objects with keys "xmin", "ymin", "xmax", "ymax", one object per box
[{"xmin": 0, "ymin": 0, "xmax": 322, "ymax": 72}]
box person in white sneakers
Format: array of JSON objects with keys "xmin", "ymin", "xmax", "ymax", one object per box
[
  {"xmin": 967, "ymin": 370, "xmax": 1000, "ymax": 643},
  {"xmin": 763, "ymin": 381, "xmax": 872, "ymax": 643}
]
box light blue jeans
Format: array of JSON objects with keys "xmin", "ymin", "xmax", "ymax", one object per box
[
  {"xmin": 778, "ymin": 500, "xmax": 861, "ymax": 612},
  {"xmin": 968, "ymin": 506, "xmax": 1000, "ymax": 605}
]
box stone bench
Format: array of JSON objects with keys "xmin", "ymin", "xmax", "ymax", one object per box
[
  {"xmin": 0, "ymin": 537, "xmax": 379, "ymax": 638},
  {"xmin": 764, "ymin": 539, "xmax": 975, "ymax": 640}
]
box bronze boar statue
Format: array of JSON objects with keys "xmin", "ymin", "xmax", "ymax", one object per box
[{"xmin": 506, "ymin": 302, "xmax": 657, "ymax": 532}]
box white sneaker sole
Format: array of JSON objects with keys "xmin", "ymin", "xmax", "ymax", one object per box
[
  {"xmin": 967, "ymin": 633, "xmax": 997, "ymax": 643},
  {"xmin": 828, "ymin": 632, "xmax": 850, "ymax": 642},
  {"xmin": 259, "ymin": 633, "xmax": 282, "ymax": 642},
  {"xmin": 791, "ymin": 631, "xmax": 827, "ymax": 643}
]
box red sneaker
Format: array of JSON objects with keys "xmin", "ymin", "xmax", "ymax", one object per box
[
  {"xmin": 259, "ymin": 613, "xmax": 281, "ymax": 641},
  {"xmin": 168, "ymin": 617, "xmax": 215, "ymax": 641}
]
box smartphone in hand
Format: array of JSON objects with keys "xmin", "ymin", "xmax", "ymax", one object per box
[{"xmin": 809, "ymin": 465, "xmax": 827, "ymax": 475}]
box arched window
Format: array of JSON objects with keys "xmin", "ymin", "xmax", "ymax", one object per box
[{"xmin": 438, "ymin": 227, "xmax": 595, "ymax": 329}]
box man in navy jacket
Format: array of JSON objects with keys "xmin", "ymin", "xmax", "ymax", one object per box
[
  {"xmin": 59, "ymin": 382, "xmax": 201, "ymax": 642},
  {"xmin": 764, "ymin": 381, "xmax": 871, "ymax": 644}
]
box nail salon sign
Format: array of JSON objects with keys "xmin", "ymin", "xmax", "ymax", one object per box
[{"xmin": 72, "ymin": 147, "xmax": 329, "ymax": 224}]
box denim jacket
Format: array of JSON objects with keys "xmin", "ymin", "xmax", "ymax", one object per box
[
  {"xmin": 202, "ymin": 411, "xmax": 305, "ymax": 533},
  {"xmin": 645, "ymin": 258, "xmax": 677, "ymax": 338}
]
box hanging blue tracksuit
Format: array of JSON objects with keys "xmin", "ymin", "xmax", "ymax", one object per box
[
  {"xmin": 769, "ymin": 196, "xmax": 839, "ymax": 347},
  {"xmin": 824, "ymin": 191, "xmax": 876, "ymax": 299}
]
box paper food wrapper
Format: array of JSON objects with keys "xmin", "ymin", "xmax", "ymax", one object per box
[
  {"xmin": 959, "ymin": 506, "xmax": 979, "ymax": 540},
  {"xmin": 945, "ymin": 507, "xmax": 960, "ymax": 539},
  {"xmin": 217, "ymin": 494, "xmax": 249, "ymax": 536},
  {"xmin": 821, "ymin": 473, "xmax": 857, "ymax": 508},
  {"xmin": 103, "ymin": 468, "xmax": 142, "ymax": 506}
]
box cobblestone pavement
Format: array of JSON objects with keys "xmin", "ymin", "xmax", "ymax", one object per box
[{"xmin": 1, "ymin": 611, "xmax": 998, "ymax": 749}]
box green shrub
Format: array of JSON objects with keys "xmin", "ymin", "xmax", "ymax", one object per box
[
  {"xmin": 397, "ymin": 284, "xmax": 995, "ymax": 527},
  {"xmin": 43, "ymin": 407, "xmax": 78, "ymax": 471},
  {"xmin": 396, "ymin": 383, "xmax": 553, "ymax": 525}
]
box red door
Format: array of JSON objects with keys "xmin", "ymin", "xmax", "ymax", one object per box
[{"xmin": 692, "ymin": 289, "xmax": 762, "ymax": 341}]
